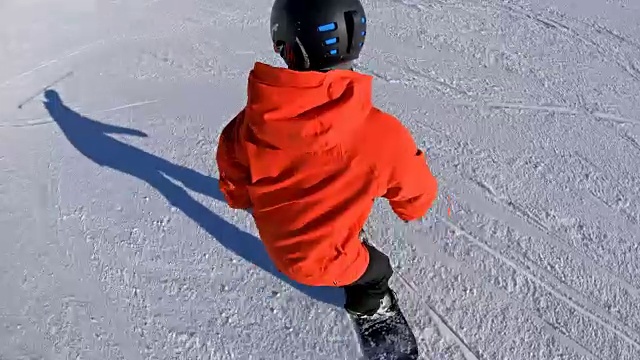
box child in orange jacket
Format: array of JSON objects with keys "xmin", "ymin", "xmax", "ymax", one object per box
[{"xmin": 216, "ymin": 0, "xmax": 438, "ymax": 318}]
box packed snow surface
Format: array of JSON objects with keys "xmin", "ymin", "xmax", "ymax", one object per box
[{"xmin": 2, "ymin": 0, "xmax": 640, "ymax": 359}]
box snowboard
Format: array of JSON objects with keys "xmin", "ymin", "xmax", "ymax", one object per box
[{"xmin": 349, "ymin": 297, "xmax": 419, "ymax": 360}]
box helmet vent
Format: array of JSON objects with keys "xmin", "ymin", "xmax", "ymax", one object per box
[
  {"xmin": 344, "ymin": 11, "xmax": 357, "ymax": 54},
  {"xmin": 324, "ymin": 37, "xmax": 338, "ymax": 45},
  {"xmin": 318, "ymin": 22, "xmax": 337, "ymax": 32}
]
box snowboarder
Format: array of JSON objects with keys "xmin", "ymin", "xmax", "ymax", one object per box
[{"xmin": 215, "ymin": 0, "xmax": 438, "ymax": 320}]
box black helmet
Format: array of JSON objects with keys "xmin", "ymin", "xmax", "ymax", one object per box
[{"xmin": 270, "ymin": 0, "xmax": 367, "ymax": 71}]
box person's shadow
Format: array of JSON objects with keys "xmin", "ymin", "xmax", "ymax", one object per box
[{"xmin": 42, "ymin": 89, "xmax": 344, "ymax": 307}]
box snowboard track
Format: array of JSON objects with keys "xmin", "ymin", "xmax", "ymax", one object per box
[
  {"xmin": 439, "ymin": 216, "xmax": 640, "ymax": 352},
  {"xmin": 400, "ymin": 232, "xmax": 601, "ymax": 359}
]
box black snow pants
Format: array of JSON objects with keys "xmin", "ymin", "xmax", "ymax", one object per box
[{"xmin": 342, "ymin": 232, "xmax": 394, "ymax": 316}]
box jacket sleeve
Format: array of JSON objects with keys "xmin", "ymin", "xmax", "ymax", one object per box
[
  {"xmin": 382, "ymin": 123, "xmax": 438, "ymax": 222},
  {"xmin": 216, "ymin": 112, "xmax": 252, "ymax": 209}
]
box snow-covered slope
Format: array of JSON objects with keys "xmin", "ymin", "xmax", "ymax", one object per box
[{"xmin": 2, "ymin": 0, "xmax": 639, "ymax": 359}]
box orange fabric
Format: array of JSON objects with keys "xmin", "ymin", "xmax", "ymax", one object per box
[{"xmin": 216, "ymin": 62, "xmax": 438, "ymax": 287}]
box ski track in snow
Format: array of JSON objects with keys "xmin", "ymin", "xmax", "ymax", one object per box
[{"xmin": 2, "ymin": 0, "xmax": 640, "ymax": 359}]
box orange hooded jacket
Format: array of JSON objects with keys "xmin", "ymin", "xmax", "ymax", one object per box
[{"xmin": 216, "ymin": 62, "xmax": 438, "ymax": 287}]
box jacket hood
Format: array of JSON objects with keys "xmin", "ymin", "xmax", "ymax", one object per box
[{"xmin": 244, "ymin": 62, "xmax": 373, "ymax": 151}]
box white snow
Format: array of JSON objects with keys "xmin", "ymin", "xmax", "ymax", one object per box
[{"xmin": 2, "ymin": 0, "xmax": 640, "ymax": 358}]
